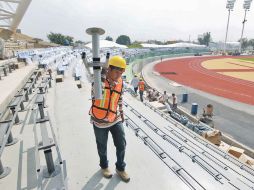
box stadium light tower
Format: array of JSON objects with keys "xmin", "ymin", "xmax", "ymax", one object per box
[
  {"xmin": 224, "ymin": 0, "xmax": 236, "ymax": 53},
  {"xmin": 239, "ymin": 0, "xmax": 253, "ymax": 53}
]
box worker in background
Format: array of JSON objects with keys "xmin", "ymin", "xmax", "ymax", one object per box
[
  {"xmin": 200, "ymin": 104, "xmax": 214, "ymax": 128},
  {"xmin": 171, "ymin": 93, "xmax": 178, "ymax": 110},
  {"xmin": 47, "ymin": 68, "xmax": 52, "ymax": 79},
  {"xmin": 138, "ymin": 78, "xmax": 145, "ymax": 102},
  {"xmin": 159, "ymin": 91, "xmax": 169, "ymax": 104},
  {"xmin": 90, "ymin": 56, "xmax": 130, "ymax": 182},
  {"xmin": 151, "ymin": 89, "xmax": 159, "ymax": 101},
  {"xmin": 203, "ymin": 104, "xmax": 213, "ymax": 117},
  {"xmin": 130, "ymin": 74, "xmax": 139, "ymax": 94}
]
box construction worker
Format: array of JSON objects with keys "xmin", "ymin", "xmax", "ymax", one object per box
[
  {"xmin": 131, "ymin": 74, "xmax": 139, "ymax": 94},
  {"xmin": 171, "ymin": 93, "xmax": 178, "ymax": 111},
  {"xmin": 159, "ymin": 91, "xmax": 169, "ymax": 104},
  {"xmin": 89, "ymin": 55, "xmax": 130, "ymax": 182},
  {"xmin": 138, "ymin": 78, "xmax": 145, "ymax": 102},
  {"xmin": 200, "ymin": 104, "xmax": 214, "ymax": 128}
]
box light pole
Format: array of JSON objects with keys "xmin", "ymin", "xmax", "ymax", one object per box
[
  {"xmin": 224, "ymin": 0, "xmax": 236, "ymax": 54},
  {"xmin": 239, "ymin": 0, "xmax": 253, "ymax": 53}
]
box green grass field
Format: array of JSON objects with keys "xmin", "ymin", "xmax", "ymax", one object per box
[{"xmin": 237, "ymin": 57, "xmax": 254, "ymax": 62}]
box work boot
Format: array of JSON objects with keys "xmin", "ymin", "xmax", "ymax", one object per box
[
  {"xmin": 101, "ymin": 168, "xmax": 113, "ymax": 179},
  {"xmin": 116, "ymin": 169, "xmax": 130, "ymax": 182}
]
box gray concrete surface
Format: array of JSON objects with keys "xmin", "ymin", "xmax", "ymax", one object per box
[{"xmin": 0, "ymin": 64, "xmax": 35, "ymax": 115}]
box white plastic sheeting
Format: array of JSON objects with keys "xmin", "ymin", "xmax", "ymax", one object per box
[
  {"xmin": 141, "ymin": 42, "xmax": 206, "ymax": 48},
  {"xmin": 85, "ymin": 40, "xmax": 127, "ymax": 49}
]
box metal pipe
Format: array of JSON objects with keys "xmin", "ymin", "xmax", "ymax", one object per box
[
  {"xmin": 239, "ymin": 9, "xmax": 247, "ymax": 53},
  {"xmin": 3, "ymin": 67, "xmax": 7, "ymax": 76},
  {"xmin": 38, "ymin": 103, "xmax": 45, "ymax": 119},
  {"xmin": 106, "ymin": 52, "xmax": 110, "ymax": 67},
  {"xmin": 24, "ymin": 90, "xmax": 29, "ymax": 101},
  {"xmin": 92, "ymin": 34, "xmax": 100, "ymax": 58},
  {"xmin": 86, "ymin": 27, "xmax": 105, "ymax": 100},
  {"xmin": 224, "ymin": 9, "xmax": 231, "ymax": 53},
  {"xmin": 7, "ymin": 132, "xmax": 14, "ymax": 144},
  {"xmin": 20, "ymin": 101, "xmax": 25, "ymax": 111},
  {"xmin": 10, "ymin": 107, "xmax": 19, "ymax": 124},
  {"xmin": 44, "ymin": 149, "xmax": 55, "ymax": 174},
  {"xmin": 0, "ymin": 160, "xmax": 4, "ymax": 175}
]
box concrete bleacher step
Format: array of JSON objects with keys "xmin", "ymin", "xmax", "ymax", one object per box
[
  {"xmin": 15, "ymin": 62, "xmax": 26, "ymax": 69},
  {"xmin": 75, "ymin": 80, "xmax": 82, "ymax": 88},
  {"xmin": 55, "ymin": 75, "xmax": 63, "ymax": 83}
]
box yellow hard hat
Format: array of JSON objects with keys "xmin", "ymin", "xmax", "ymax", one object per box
[{"xmin": 108, "ymin": 56, "xmax": 126, "ymax": 69}]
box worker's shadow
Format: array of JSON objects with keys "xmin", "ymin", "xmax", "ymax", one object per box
[
  {"xmin": 82, "ymin": 170, "xmax": 121, "ymax": 190},
  {"xmin": 104, "ymin": 174, "xmax": 121, "ymax": 190}
]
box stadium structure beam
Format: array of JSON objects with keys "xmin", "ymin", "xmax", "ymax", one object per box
[{"xmin": 0, "ymin": 0, "xmax": 32, "ymax": 32}]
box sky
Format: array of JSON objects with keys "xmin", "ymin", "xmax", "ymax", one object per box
[{"xmin": 19, "ymin": 0, "xmax": 254, "ymax": 43}]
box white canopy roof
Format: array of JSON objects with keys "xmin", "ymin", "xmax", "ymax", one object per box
[
  {"xmin": 85, "ymin": 40, "xmax": 127, "ymax": 49},
  {"xmin": 141, "ymin": 42, "xmax": 206, "ymax": 48}
]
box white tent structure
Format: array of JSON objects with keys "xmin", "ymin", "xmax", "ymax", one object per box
[
  {"xmin": 141, "ymin": 43, "xmax": 162, "ymax": 48},
  {"xmin": 164, "ymin": 42, "xmax": 206, "ymax": 48},
  {"xmin": 141, "ymin": 42, "xmax": 206, "ymax": 48},
  {"xmin": 85, "ymin": 40, "xmax": 127, "ymax": 49}
]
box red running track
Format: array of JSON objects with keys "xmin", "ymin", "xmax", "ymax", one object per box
[{"xmin": 154, "ymin": 56, "xmax": 254, "ymax": 105}]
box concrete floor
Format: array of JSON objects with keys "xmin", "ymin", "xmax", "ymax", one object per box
[{"xmin": 0, "ymin": 64, "xmax": 35, "ymax": 115}]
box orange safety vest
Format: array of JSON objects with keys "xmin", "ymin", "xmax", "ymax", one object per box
[
  {"xmin": 90, "ymin": 78, "xmax": 123, "ymax": 123},
  {"xmin": 138, "ymin": 81, "xmax": 145, "ymax": 91}
]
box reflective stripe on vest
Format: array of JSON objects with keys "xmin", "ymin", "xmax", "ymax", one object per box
[
  {"xmin": 90, "ymin": 78, "xmax": 123, "ymax": 123},
  {"xmin": 138, "ymin": 81, "xmax": 145, "ymax": 91}
]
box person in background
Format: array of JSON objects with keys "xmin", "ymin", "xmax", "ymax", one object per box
[
  {"xmin": 151, "ymin": 89, "xmax": 159, "ymax": 101},
  {"xmin": 130, "ymin": 75, "xmax": 139, "ymax": 94},
  {"xmin": 159, "ymin": 91, "xmax": 169, "ymax": 104},
  {"xmin": 146, "ymin": 88, "xmax": 153, "ymax": 101},
  {"xmin": 200, "ymin": 104, "xmax": 214, "ymax": 128},
  {"xmin": 171, "ymin": 93, "xmax": 178, "ymax": 110},
  {"xmin": 138, "ymin": 78, "xmax": 145, "ymax": 102}
]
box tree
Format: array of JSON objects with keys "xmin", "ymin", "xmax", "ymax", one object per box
[
  {"xmin": 65, "ymin": 35, "xmax": 74, "ymax": 45},
  {"xmin": 198, "ymin": 36, "xmax": 204, "ymax": 45},
  {"xmin": 75, "ymin": 40, "xmax": 84, "ymax": 44},
  {"xmin": 198, "ymin": 32, "xmax": 212, "ymax": 46},
  {"xmin": 248, "ymin": 39, "xmax": 254, "ymax": 50},
  {"xmin": 47, "ymin": 32, "xmax": 74, "ymax": 46},
  {"xmin": 116, "ymin": 35, "xmax": 131, "ymax": 45},
  {"xmin": 128, "ymin": 42, "xmax": 143, "ymax": 48},
  {"xmin": 203, "ymin": 32, "xmax": 211, "ymax": 46},
  {"xmin": 105, "ymin": 36, "xmax": 113, "ymax": 41},
  {"xmin": 238, "ymin": 38, "xmax": 249, "ymax": 50}
]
